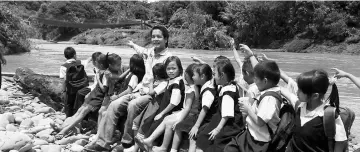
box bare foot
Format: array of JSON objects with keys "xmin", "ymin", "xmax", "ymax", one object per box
[
  {"xmin": 152, "ymin": 146, "xmax": 167, "ymax": 152},
  {"xmin": 142, "ymin": 138, "xmax": 153, "ymax": 151}
]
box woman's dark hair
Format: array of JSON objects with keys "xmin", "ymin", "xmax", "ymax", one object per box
[
  {"xmin": 96, "ymin": 54, "xmax": 109, "ymax": 69},
  {"xmin": 151, "ymin": 25, "xmax": 169, "ymax": 48},
  {"xmin": 297, "ymin": 69, "xmax": 340, "ymax": 112},
  {"xmin": 185, "ymin": 63, "xmax": 198, "ymax": 82},
  {"xmin": 153, "ymin": 63, "xmax": 168, "ymax": 79},
  {"xmin": 92, "ymin": 52, "xmax": 102, "ymax": 62},
  {"xmin": 164, "ymin": 56, "xmax": 183, "ymax": 77},
  {"xmin": 216, "ymin": 60, "xmax": 236, "ymax": 82},
  {"xmin": 254, "ymin": 60, "xmax": 280, "ymax": 85},
  {"xmin": 129, "ymin": 54, "xmax": 145, "ymax": 83},
  {"xmin": 194, "ymin": 64, "xmax": 213, "ymax": 82}
]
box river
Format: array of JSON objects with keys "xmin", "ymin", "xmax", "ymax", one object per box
[{"xmin": 3, "ymin": 39, "xmax": 360, "ymax": 141}]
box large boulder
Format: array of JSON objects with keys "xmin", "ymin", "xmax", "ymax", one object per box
[
  {"xmin": 13, "ymin": 67, "xmax": 64, "ymax": 111},
  {"xmin": 0, "ymin": 131, "xmax": 33, "ymax": 152}
]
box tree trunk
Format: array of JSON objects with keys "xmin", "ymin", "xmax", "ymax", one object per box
[{"xmin": 14, "ymin": 67, "xmax": 64, "ymax": 111}]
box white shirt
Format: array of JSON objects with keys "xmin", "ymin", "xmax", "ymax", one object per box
[
  {"xmin": 182, "ymin": 84, "xmax": 195, "ymax": 109},
  {"xmin": 59, "ymin": 59, "xmax": 89, "ymax": 79},
  {"xmin": 169, "ymin": 76, "xmax": 183, "ymax": 106},
  {"xmin": 133, "ymin": 45, "xmax": 171, "ymax": 67},
  {"xmin": 246, "ymin": 86, "xmax": 281, "ymax": 142},
  {"xmin": 298, "ymin": 102, "xmax": 347, "ymax": 141},
  {"xmin": 126, "ymin": 73, "xmax": 139, "ymax": 90},
  {"xmin": 219, "ymin": 84, "xmax": 237, "ymax": 117},
  {"xmin": 201, "ymin": 80, "xmax": 216, "ymax": 108}
]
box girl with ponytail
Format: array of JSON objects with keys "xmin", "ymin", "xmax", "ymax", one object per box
[{"xmin": 280, "ymin": 69, "xmax": 347, "ymax": 152}]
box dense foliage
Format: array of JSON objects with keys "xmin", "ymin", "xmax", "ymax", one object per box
[{"xmin": 0, "ymin": 1, "xmax": 359, "ymax": 53}]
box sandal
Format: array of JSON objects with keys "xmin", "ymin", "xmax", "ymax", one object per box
[{"xmin": 134, "ymin": 136, "xmax": 147, "ymax": 152}]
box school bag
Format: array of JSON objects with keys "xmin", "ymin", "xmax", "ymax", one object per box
[
  {"xmin": 323, "ymin": 105, "xmax": 355, "ymax": 152},
  {"xmin": 65, "ymin": 62, "xmax": 89, "ymax": 94},
  {"xmin": 256, "ymin": 91, "xmax": 296, "ymax": 152}
]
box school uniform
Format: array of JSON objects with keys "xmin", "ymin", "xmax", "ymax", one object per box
[
  {"xmin": 112, "ymin": 72, "xmax": 139, "ymax": 96},
  {"xmin": 175, "ymin": 80, "xmax": 217, "ymax": 134},
  {"xmin": 197, "ymin": 83, "xmax": 244, "ymax": 152},
  {"xmin": 142, "ymin": 76, "xmax": 185, "ymax": 138},
  {"xmin": 132, "ymin": 80, "xmax": 168, "ymax": 133},
  {"xmin": 224, "ymin": 86, "xmax": 281, "ymax": 152},
  {"xmin": 286, "ymin": 102, "xmax": 347, "ymax": 152}
]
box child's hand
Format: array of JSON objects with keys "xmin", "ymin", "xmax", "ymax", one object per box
[
  {"xmin": 259, "ymin": 53, "xmax": 277, "ymax": 62},
  {"xmin": 110, "ymin": 95, "xmax": 119, "ymax": 101},
  {"xmin": 331, "ymin": 68, "xmax": 350, "ymax": 79},
  {"xmin": 229, "ymin": 38, "xmax": 235, "ymax": 48},
  {"xmin": 172, "ymin": 121, "xmax": 180, "ymax": 130},
  {"xmin": 189, "ymin": 126, "xmax": 199, "ymax": 139},
  {"xmin": 191, "ymin": 56, "xmax": 203, "ymax": 64},
  {"xmin": 239, "ymin": 98, "xmax": 251, "ymax": 114},
  {"xmin": 208, "ymin": 128, "xmax": 220, "ymax": 140},
  {"xmin": 125, "ymin": 40, "xmax": 135, "ymax": 48},
  {"xmin": 154, "ymin": 113, "xmax": 163, "ymax": 121},
  {"xmin": 239, "ymin": 44, "xmax": 254, "ymax": 57}
]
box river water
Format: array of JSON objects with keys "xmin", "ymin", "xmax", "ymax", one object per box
[{"xmin": 3, "ymin": 39, "xmax": 360, "ymax": 141}]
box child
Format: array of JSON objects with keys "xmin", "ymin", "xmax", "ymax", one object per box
[
  {"xmin": 59, "ymin": 47, "xmax": 91, "ymax": 79},
  {"xmin": 280, "ymin": 69, "xmax": 348, "ymax": 152},
  {"xmin": 55, "ymin": 53, "xmax": 126, "ymax": 139},
  {"xmin": 172, "ymin": 63, "xmax": 215, "ymax": 152},
  {"xmin": 135, "ymin": 56, "xmax": 185, "ymax": 150},
  {"xmin": 0, "ymin": 49, "xmax": 6, "ymax": 89},
  {"xmin": 120, "ymin": 63, "xmax": 169, "ymax": 152},
  {"xmin": 73, "ymin": 52, "xmax": 103, "ymax": 115},
  {"xmin": 332, "ymin": 68, "xmax": 360, "ymax": 88},
  {"xmin": 142, "ymin": 63, "xmax": 198, "ymax": 152},
  {"xmin": 54, "ymin": 53, "xmax": 110, "ymax": 139},
  {"xmin": 224, "ymin": 59, "xmax": 282, "ymax": 152},
  {"xmin": 196, "ymin": 60, "xmax": 244, "ymax": 152}
]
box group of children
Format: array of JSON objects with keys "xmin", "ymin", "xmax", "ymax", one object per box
[{"xmin": 55, "ymin": 31, "xmax": 359, "ymax": 152}]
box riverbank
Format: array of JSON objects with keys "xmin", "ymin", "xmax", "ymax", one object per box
[{"xmin": 69, "ymin": 28, "xmax": 360, "ymax": 55}]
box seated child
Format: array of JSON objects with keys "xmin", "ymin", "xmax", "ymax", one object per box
[
  {"xmin": 134, "ymin": 56, "xmax": 185, "ymax": 150},
  {"xmin": 224, "ymin": 43, "xmax": 283, "ymax": 152},
  {"xmin": 172, "ymin": 63, "xmax": 215, "ymax": 152},
  {"xmin": 141, "ymin": 63, "xmax": 198, "ymax": 152},
  {"xmin": 196, "ymin": 59, "xmax": 244, "ymax": 152}
]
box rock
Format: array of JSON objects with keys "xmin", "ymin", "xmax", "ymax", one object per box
[
  {"xmin": 14, "ymin": 112, "xmax": 31, "ymax": 120},
  {"xmin": 32, "ymin": 97, "xmax": 40, "ymax": 103},
  {"xmin": 0, "ymin": 99, "xmax": 9, "ymax": 105},
  {"xmin": 35, "ymin": 107, "xmax": 55, "ymax": 114},
  {"xmin": 0, "ymin": 131, "xmax": 33, "ymax": 152},
  {"xmin": 0, "ymin": 113, "xmax": 15, "ymax": 130},
  {"xmin": 74, "ymin": 139, "xmax": 88, "ymax": 146},
  {"xmin": 9, "ymin": 150, "xmax": 19, "ymax": 152},
  {"xmin": 31, "ymin": 114, "xmax": 44, "ymax": 126},
  {"xmin": 55, "ymin": 134, "xmax": 90, "ymax": 145},
  {"xmin": 15, "ymin": 117, "xmax": 24, "ymax": 124},
  {"xmin": 69, "ymin": 144, "xmax": 84, "ymax": 152},
  {"xmin": 24, "ymin": 105, "xmax": 34, "ymax": 111},
  {"xmin": 54, "ymin": 119, "xmax": 63, "ymax": 125},
  {"xmin": 36, "ymin": 118, "xmax": 54, "ymax": 128},
  {"xmin": 38, "ymin": 135, "xmax": 55, "ymax": 143},
  {"xmin": 6, "ymin": 124, "xmax": 17, "ymax": 132},
  {"xmin": 40, "ymin": 145, "xmax": 63, "ymax": 152},
  {"xmin": 54, "ymin": 114, "xmax": 66, "ymax": 121},
  {"xmin": 33, "ymin": 139, "xmax": 48, "ymax": 146},
  {"xmin": 6, "ymin": 105, "xmax": 21, "ymax": 111},
  {"xmin": 14, "ymin": 67, "xmax": 65, "ymax": 111},
  {"xmin": 23, "ymin": 126, "xmax": 50, "ymax": 134},
  {"xmin": 19, "ymin": 118, "xmax": 34, "ymax": 129},
  {"xmin": 35, "ymin": 129, "xmax": 53, "ymax": 138}
]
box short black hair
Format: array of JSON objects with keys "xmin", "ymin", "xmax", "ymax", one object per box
[
  {"xmin": 151, "ymin": 25, "xmax": 169, "ymax": 48},
  {"xmin": 64, "ymin": 47, "xmax": 76, "ymax": 59},
  {"xmin": 153, "ymin": 63, "xmax": 168, "ymax": 79},
  {"xmin": 91, "ymin": 52, "xmax": 102, "ymax": 62},
  {"xmin": 164, "ymin": 56, "xmax": 183, "ymax": 76},
  {"xmin": 214, "ymin": 55, "xmax": 231, "ymax": 64},
  {"xmin": 254, "ymin": 60, "xmax": 280, "ymax": 85}
]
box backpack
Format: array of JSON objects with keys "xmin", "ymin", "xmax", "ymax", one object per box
[
  {"xmin": 323, "ymin": 105, "xmax": 355, "ymax": 152},
  {"xmin": 65, "ymin": 62, "xmax": 89, "ymax": 94},
  {"xmin": 256, "ymin": 91, "xmax": 296, "ymax": 152}
]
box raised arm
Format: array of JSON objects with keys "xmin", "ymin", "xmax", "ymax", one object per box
[
  {"xmin": 332, "ymin": 68, "xmax": 360, "ymax": 88},
  {"xmin": 126, "ymin": 40, "xmax": 147, "ymax": 54},
  {"xmin": 231, "ymin": 38, "xmax": 243, "ymax": 69},
  {"xmin": 239, "ymin": 44, "xmax": 258, "ymax": 68}
]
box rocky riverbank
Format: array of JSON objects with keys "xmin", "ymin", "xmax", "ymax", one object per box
[{"xmin": 0, "ymin": 75, "xmax": 359, "ymax": 152}]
